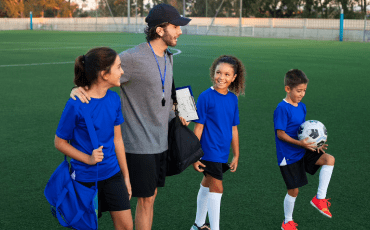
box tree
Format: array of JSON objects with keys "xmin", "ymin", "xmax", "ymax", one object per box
[{"xmin": 1, "ymin": 0, "xmax": 25, "ymax": 18}]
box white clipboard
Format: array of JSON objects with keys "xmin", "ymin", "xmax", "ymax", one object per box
[{"xmin": 175, "ymin": 86, "xmax": 199, "ymax": 121}]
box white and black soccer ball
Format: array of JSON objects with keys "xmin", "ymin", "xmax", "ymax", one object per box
[{"xmin": 298, "ymin": 120, "xmax": 327, "ymax": 148}]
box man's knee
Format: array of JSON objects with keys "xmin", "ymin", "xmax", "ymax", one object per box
[{"xmin": 138, "ymin": 192, "xmax": 157, "ymax": 208}]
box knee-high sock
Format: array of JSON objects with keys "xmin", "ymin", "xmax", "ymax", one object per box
[
  {"xmin": 317, "ymin": 165, "xmax": 334, "ymax": 199},
  {"xmin": 195, "ymin": 184, "xmax": 209, "ymax": 227},
  {"xmin": 208, "ymin": 192, "xmax": 222, "ymax": 230},
  {"xmin": 284, "ymin": 193, "xmax": 296, "ymax": 223}
]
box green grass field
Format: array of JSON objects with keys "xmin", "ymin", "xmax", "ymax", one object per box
[{"xmin": 1, "ymin": 30, "xmax": 369, "ymax": 229}]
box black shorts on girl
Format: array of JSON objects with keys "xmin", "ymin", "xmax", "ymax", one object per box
[
  {"xmin": 280, "ymin": 149, "xmax": 324, "ymax": 190},
  {"xmin": 125, "ymin": 151, "xmax": 167, "ymax": 198},
  {"xmin": 200, "ymin": 159, "xmax": 230, "ymax": 181},
  {"xmin": 76, "ymin": 171, "xmax": 130, "ymax": 218}
]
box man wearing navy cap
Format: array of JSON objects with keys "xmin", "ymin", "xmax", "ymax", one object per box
[{"xmin": 71, "ymin": 4, "xmax": 200, "ymax": 230}]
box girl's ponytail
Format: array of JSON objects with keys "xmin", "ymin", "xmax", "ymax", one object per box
[
  {"xmin": 73, "ymin": 47, "xmax": 117, "ymax": 88},
  {"xmin": 74, "ymin": 55, "xmax": 89, "ymax": 87}
]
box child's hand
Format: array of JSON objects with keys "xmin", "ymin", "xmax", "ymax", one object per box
[
  {"xmin": 230, "ymin": 158, "xmax": 239, "ymax": 172},
  {"xmin": 192, "ymin": 161, "xmax": 206, "ymax": 172},
  {"xmin": 89, "ymin": 146, "xmax": 104, "ymax": 165},
  {"xmin": 300, "ymin": 137, "xmax": 316, "ymax": 151},
  {"xmin": 316, "ymin": 143, "xmax": 328, "ymax": 154},
  {"xmin": 124, "ymin": 176, "xmax": 132, "ymax": 200}
]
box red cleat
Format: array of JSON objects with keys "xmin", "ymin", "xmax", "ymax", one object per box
[
  {"xmin": 310, "ymin": 196, "xmax": 332, "ymax": 218},
  {"xmin": 281, "ymin": 220, "xmax": 298, "ymax": 230}
]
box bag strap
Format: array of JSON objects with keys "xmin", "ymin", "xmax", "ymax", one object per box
[
  {"xmin": 81, "ymin": 105, "xmax": 99, "ymax": 187},
  {"xmin": 166, "ymin": 48, "xmax": 179, "ymax": 116}
]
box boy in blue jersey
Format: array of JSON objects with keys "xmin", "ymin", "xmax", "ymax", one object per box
[
  {"xmin": 274, "ymin": 69, "xmax": 335, "ymax": 230},
  {"xmin": 190, "ymin": 55, "xmax": 246, "ymax": 230}
]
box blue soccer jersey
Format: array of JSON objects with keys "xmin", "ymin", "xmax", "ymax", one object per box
[
  {"xmin": 56, "ymin": 90, "xmax": 124, "ymax": 182},
  {"xmin": 274, "ymin": 99, "xmax": 306, "ymax": 166},
  {"xmin": 194, "ymin": 87, "xmax": 240, "ymax": 163}
]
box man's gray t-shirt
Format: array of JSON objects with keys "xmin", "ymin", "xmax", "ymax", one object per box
[{"xmin": 119, "ymin": 43, "xmax": 175, "ymax": 154}]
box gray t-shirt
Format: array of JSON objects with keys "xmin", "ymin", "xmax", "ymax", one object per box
[{"xmin": 119, "ymin": 43, "xmax": 175, "ymax": 154}]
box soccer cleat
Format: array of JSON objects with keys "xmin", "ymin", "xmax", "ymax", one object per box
[
  {"xmin": 281, "ymin": 220, "xmax": 298, "ymax": 230},
  {"xmin": 190, "ymin": 223, "xmax": 211, "ymax": 230},
  {"xmin": 310, "ymin": 196, "xmax": 332, "ymax": 218}
]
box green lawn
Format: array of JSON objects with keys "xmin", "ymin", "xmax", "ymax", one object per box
[{"xmin": 1, "ymin": 30, "xmax": 369, "ymax": 229}]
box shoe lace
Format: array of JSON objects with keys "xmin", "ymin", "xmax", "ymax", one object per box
[
  {"xmin": 322, "ymin": 198, "xmax": 331, "ymax": 208},
  {"xmin": 289, "ymin": 221, "xmax": 298, "ymax": 229}
]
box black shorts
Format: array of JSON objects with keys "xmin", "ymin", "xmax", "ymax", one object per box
[
  {"xmin": 200, "ymin": 160, "xmax": 230, "ymax": 181},
  {"xmin": 280, "ymin": 150, "xmax": 324, "ymax": 190},
  {"xmin": 76, "ymin": 171, "xmax": 131, "ymax": 218},
  {"xmin": 126, "ymin": 151, "xmax": 167, "ymax": 198}
]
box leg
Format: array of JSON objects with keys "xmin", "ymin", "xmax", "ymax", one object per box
[
  {"xmin": 110, "ymin": 210, "xmax": 133, "ymax": 230},
  {"xmin": 135, "ymin": 188, "xmax": 157, "ymax": 230},
  {"xmin": 281, "ymin": 188, "xmax": 298, "ymax": 229},
  {"xmin": 194, "ymin": 176, "xmax": 210, "ymax": 227},
  {"xmin": 310, "ymin": 153, "xmax": 334, "ymax": 217},
  {"xmin": 207, "ymin": 175, "xmax": 223, "ymax": 230},
  {"xmin": 316, "ymin": 153, "xmax": 335, "ymax": 199},
  {"xmin": 285, "ymin": 188, "xmax": 298, "ymax": 222},
  {"xmin": 315, "ymin": 153, "xmax": 335, "ymax": 166}
]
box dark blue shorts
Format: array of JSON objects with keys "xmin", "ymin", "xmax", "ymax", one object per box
[
  {"xmin": 76, "ymin": 171, "xmax": 130, "ymax": 218},
  {"xmin": 200, "ymin": 159, "xmax": 230, "ymax": 181},
  {"xmin": 126, "ymin": 151, "xmax": 167, "ymax": 198},
  {"xmin": 280, "ymin": 150, "xmax": 323, "ymax": 190}
]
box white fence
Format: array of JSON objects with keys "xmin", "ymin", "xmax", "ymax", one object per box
[{"xmin": 0, "ymin": 17, "xmax": 369, "ymax": 42}]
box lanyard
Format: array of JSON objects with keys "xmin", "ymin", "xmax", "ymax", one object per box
[{"xmin": 148, "ymin": 42, "xmax": 167, "ymax": 106}]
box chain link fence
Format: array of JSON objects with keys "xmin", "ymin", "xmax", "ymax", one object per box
[{"xmin": 0, "ymin": 17, "xmax": 369, "ymax": 42}]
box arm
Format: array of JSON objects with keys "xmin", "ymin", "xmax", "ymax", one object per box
[
  {"xmin": 192, "ymin": 122, "xmax": 206, "ymax": 172},
  {"xmin": 276, "ymin": 129, "xmax": 316, "ymax": 151},
  {"xmin": 70, "ymin": 87, "xmax": 91, "ymax": 104},
  {"xmin": 54, "ymin": 135, "xmax": 104, "ymax": 165},
  {"xmin": 113, "ymin": 125, "xmax": 132, "ymax": 200},
  {"xmin": 230, "ymin": 126, "xmax": 239, "ymax": 172},
  {"xmin": 193, "ymin": 122, "xmax": 204, "ymax": 140}
]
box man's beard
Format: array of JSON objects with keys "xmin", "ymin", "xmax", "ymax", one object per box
[{"xmin": 162, "ymin": 31, "xmax": 177, "ymax": 47}]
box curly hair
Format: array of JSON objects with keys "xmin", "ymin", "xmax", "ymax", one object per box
[
  {"xmin": 284, "ymin": 69, "xmax": 309, "ymax": 89},
  {"xmin": 209, "ymin": 55, "xmax": 246, "ymax": 96},
  {"xmin": 144, "ymin": 22, "xmax": 170, "ymax": 41}
]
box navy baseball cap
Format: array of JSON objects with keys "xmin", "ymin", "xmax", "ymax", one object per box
[{"xmin": 145, "ymin": 4, "xmax": 191, "ymax": 28}]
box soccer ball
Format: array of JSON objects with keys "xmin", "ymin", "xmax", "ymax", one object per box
[{"xmin": 298, "ymin": 120, "xmax": 327, "ymax": 148}]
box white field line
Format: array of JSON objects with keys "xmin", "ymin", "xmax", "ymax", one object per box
[{"xmin": 0, "ymin": 48, "xmax": 181, "ymax": 68}]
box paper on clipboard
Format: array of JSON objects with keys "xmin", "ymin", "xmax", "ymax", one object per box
[{"xmin": 175, "ymin": 86, "xmax": 199, "ymax": 121}]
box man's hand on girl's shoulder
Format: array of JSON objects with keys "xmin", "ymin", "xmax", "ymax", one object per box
[{"xmin": 71, "ymin": 86, "xmax": 91, "ymax": 104}]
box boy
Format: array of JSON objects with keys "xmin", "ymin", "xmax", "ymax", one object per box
[{"xmin": 273, "ymin": 69, "xmax": 335, "ymax": 230}]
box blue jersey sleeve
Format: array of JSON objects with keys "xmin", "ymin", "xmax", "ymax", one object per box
[
  {"xmin": 194, "ymin": 93, "xmax": 207, "ymax": 124},
  {"xmin": 232, "ymin": 97, "xmax": 240, "ymax": 126},
  {"xmin": 114, "ymin": 94, "xmax": 125, "ymax": 126},
  {"xmin": 274, "ymin": 105, "xmax": 288, "ymax": 131},
  {"xmin": 56, "ymin": 100, "xmax": 79, "ymax": 140}
]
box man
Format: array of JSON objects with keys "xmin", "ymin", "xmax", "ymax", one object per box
[{"xmin": 71, "ymin": 4, "xmax": 205, "ymax": 230}]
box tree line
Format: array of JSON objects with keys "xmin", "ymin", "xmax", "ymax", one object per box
[{"xmin": 0, "ymin": 0, "xmax": 368, "ymax": 19}]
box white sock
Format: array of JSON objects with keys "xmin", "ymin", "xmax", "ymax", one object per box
[
  {"xmin": 194, "ymin": 184, "xmax": 209, "ymax": 227},
  {"xmin": 207, "ymin": 192, "xmax": 222, "ymax": 230},
  {"xmin": 284, "ymin": 193, "xmax": 296, "ymax": 224},
  {"xmin": 317, "ymin": 165, "xmax": 334, "ymax": 199}
]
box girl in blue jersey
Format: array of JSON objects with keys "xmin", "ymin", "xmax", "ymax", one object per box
[
  {"xmin": 190, "ymin": 55, "xmax": 246, "ymax": 230},
  {"xmin": 54, "ymin": 47, "xmax": 133, "ymax": 230}
]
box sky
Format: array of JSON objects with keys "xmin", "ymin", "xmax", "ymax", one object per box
[{"xmin": 72, "ymin": 0, "xmax": 151, "ymax": 11}]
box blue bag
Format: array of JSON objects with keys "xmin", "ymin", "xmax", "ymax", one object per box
[{"xmin": 45, "ymin": 106, "xmax": 99, "ymax": 230}]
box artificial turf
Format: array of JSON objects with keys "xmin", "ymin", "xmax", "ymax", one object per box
[{"xmin": 0, "ymin": 30, "xmax": 369, "ymax": 229}]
